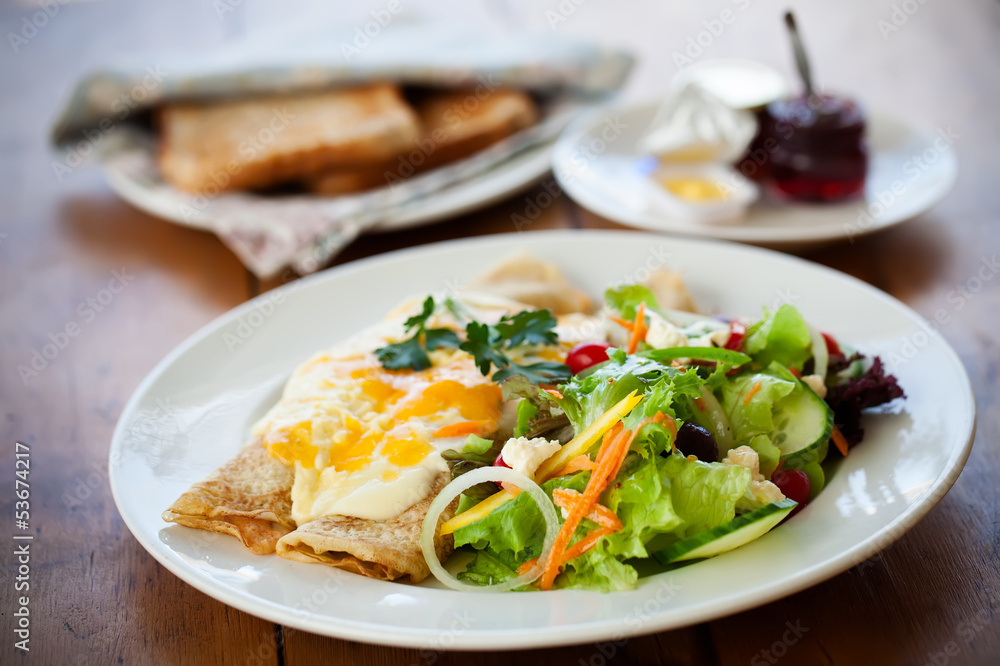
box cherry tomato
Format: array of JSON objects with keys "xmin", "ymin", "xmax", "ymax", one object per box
[
  {"xmin": 724, "ymin": 321, "xmax": 747, "ymax": 351},
  {"xmin": 492, "ymin": 453, "xmax": 511, "ymax": 489},
  {"xmin": 771, "ymin": 469, "xmax": 811, "ymax": 516},
  {"xmin": 565, "ymin": 341, "xmax": 612, "ymax": 374},
  {"xmin": 821, "ymin": 331, "xmax": 841, "ymax": 356}
]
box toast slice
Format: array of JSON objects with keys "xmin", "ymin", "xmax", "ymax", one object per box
[
  {"xmin": 308, "ymin": 87, "xmax": 538, "ymax": 196},
  {"xmin": 417, "ymin": 87, "xmax": 538, "ymax": 169},
  {"xmin": 158, "ymin": 83, "xmax": 420, "ymax": 193}
]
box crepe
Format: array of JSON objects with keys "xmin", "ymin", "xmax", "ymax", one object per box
[
  {"xmin": 163, "ymin": 254, "xmax": 589, "ymax": 581},
  {"xmin": 161, "ymin": 442, "xmax": 295, "ymax": 554},
  {"xmin": 275, "ymin": 472, "xmax": 454, "ymax": 582}
]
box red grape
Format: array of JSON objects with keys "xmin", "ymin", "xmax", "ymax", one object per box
[{"xmin": 771, "ymin": 469, "xmax": 811, "ymax": 515}]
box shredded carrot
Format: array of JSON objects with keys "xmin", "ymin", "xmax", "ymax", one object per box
[
  {"xmin": 544, "ymin": 388, "xmax": 564, "ymax": 400},
  {"xmin": 594, "ymin": 422, "xmax": 624, "ymax": 467},
  {"xmin": 539, "ymin": 425, "xmax": 632, "ymax": 590},
  {"xmin": 671, "ymin": 359, "xmax": 685, "ymax": 368},
  {"xmin": 433, "ymin": 420, "xmax": 493, "ymax": 438},
  {"xmin": 743, "ymin": 381, "xmax": 763, "ymax": 406},
  {"xmin": 605, "ymin": 428, "xmax": 637, "ymax": 488},
  {"xmin": 552, "ymin": 454, "xmax": 597, "ymax": 478},
  {"xmin": 558, "ymin": 527, "xmax": 615, "ymax": 565},
  {"xmin": 788, "ymin": 367, "xmax": 802, "ymax": 378},
  {"xmin": 517, "ymin": 558, "xmax": 538, "ymax": 576},
  {"xmin": 694, "ymin": 396, "xmax": 706, "ymax": 412},
  {"xmin": 609, "ymin": 316, "xmax": 635, "ymax": 332},
  {"xmin": 499, "ymin": 482, "xmax": 523, "ymax": 497},
  {"xmin": 831, "ymin": 425, "xmax": 850, "ymax": 457},
  {"xmin": 658, "ymin": 412, "xmax": 678, "ymax": 439},
  {"xmin": 552, "ymin": 490, "xmax": 623, "ymax": 531},
  {"xmin": 626, "ymin": 303, "xmax": 647, "ymax": 355}
]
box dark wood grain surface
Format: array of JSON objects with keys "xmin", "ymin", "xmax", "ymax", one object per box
[{"xmin": 2, "ymin": 0, "xmax": 998, "ymax": 663}]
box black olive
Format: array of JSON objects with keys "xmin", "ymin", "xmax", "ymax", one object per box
[{"xmin": 675, "ymin": 422, "xmax": 718, "ymax": 462}]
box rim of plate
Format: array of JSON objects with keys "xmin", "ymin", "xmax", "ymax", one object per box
[
  {"xmin": 101, "ymin": 138, "xmax": 553, "ymax": 234},
  {"xmin": 553, "ymin": 101, "xmax": 958, "ymax": 245},
  {"xmin": 110, "ymin": 229, "xmax": 976, "ymax": 650}
]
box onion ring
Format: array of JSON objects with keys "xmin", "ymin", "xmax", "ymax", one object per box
[{"xmin": 420, "ymin": 466, "xmax": 559, "ymax": 592}]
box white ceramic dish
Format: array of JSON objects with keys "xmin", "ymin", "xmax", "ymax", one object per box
[
  {"xmin": 553, "ymin": 102, "xmax": 957, "ymax": 246},
  {"xmin": 101, "ymin": 138, "xmax": 553, "ymax": 234},
  {"xmin": 110, "ymin": 230, "xmax": 975, "ymax": 650}
]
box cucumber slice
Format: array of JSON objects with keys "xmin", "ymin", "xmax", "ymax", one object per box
[
  {"xmin": 653, "ymin": 499, "xmax": 797, "ymax": 564},
  {"xmin": 771, "ymin": 382, "xmax": 833, "ymax": 459}
]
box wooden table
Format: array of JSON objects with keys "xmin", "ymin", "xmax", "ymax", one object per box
[{"xmin": 2, "ymin": 0, "xmax": 998, "ymax": 663}]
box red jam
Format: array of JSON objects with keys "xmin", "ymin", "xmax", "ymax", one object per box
[{"xmin": 740, "ymin": 93, "xmax": 868, "ymax": 203}]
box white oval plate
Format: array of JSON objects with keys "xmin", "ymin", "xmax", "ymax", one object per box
[
  {"xmin": 110, "ymin": 230, "xmax": 975, "ymax": 650},
  {"xmin": 553, "ymin": 102, "xmax": 957, "ymax": 246},
  {"xmin": 101, "ymin": 137, "xmax": 553, "ymax": 234}
]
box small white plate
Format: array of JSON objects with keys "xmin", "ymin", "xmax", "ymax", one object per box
[
  {"xmin": 553, "ymin": 102, "xmax": 958, "ymax": 246},
  {"xmin": 101, "ymin": 137, "xmax": 553, "ymax": 234},
  {"xmin": 110, "ymin": 230, "xmax": 975, "ymax": 650}
]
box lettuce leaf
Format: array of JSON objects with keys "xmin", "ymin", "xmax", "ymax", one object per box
[
  {"xmin": 558, "ymin": 542, "xmax": 639, "ymax": 592},
  {"xmin": 746, "ymin": 434, "xmax": 781, "ymax": 478},
  {"xmin": 719, "ymin": 370, "xmax": 797, "ymax": 444},
  {"xmin": 452, "ymin": 473, "xmax": 587, "ymax": 565},
  {"xmin": 659, "ymin": 454, "xmax": 751, "ymax": 539},
  {"xmin": 605, "ymin": 285, "xmax": 659, "ymax": 320},
  {"xmin": 557, "ymin": 349, "xmax": 701, "ymax": 435},
  {"xmin": 604, "ymin": 451, "xmax": 750, "ymax": 560},
  {"xmin": 604, "ymin": 455, "xmax": 683, "ymax": 559},
  {"xmin": 744, "ymin": 305, "xmax": 813, "ymax": 370}
]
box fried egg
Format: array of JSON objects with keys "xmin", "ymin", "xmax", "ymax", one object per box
[{"xmin": 251, "ymin": 293, "xmax": 598, "ymax": 525}]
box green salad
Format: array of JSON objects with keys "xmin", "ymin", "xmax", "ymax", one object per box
[{"xmin": 415, "ymin": 283, "xmax": 904, "ymax": 592}]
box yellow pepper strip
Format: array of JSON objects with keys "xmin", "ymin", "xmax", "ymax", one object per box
[
  {"xmin": 440, "ymin": 489, "xmax": 516, "ymax": 535},
  {"xmin": 535, "ymin": 390, "xmax": 643, "ymax": 482},
  {"xmin": 437, "ymin": 391, "xmax": 643, "ymax": 536}
]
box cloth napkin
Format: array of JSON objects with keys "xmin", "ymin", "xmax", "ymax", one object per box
[{"xmin": 52, "ymin": 20, "xmax": 633, "ymax": 278}]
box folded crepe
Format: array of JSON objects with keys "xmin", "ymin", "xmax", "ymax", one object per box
[
  {"xmin": 275, "ymin": 472, "xmax": 453, "ymax": 582},
  {"xmin": 162, "ymin": 254, "xmax": 592, "ymax": 583},
  {"xmin": 162, "ymin": 442, "xmax": 295, "ymax": 554}
]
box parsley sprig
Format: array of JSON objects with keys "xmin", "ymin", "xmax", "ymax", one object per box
[
  {"xmin": 374, "ymin": 297, "xmax": 571, "ymax": 384},
  {"xmin": 374, "ymin": 297, "xmax": 460, "ymax": 371}
]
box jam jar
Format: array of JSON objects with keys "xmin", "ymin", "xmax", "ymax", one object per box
[{"xmin": 752, "ymin": 94, "xmax": 868, "ymax": 202}]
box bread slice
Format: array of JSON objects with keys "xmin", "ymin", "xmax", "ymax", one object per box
[
  {"xmin": 307, "ymin": 87, "xmax": 539, "ymax": 196},
  {"xmin": 417, "ymin": 87, "xmax": 538, "ymax": 169},
  {"xmin": 308, "ymin": 162, "xmax": 395, "ymax": 196},
  {"xmin": 158, "ymin": 83, "xmax": 420, "ymax": 193}
]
